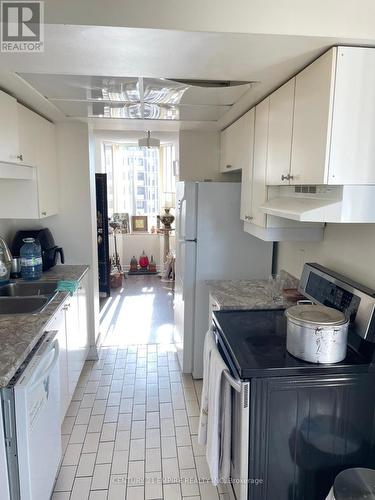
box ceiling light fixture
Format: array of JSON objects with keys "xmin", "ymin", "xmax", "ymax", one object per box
[{"xmin": 138, "ymin": 131, "xmax": 160, "ymax": 149}]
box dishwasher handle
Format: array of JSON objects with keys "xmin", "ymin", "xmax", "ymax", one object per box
[{"xmin": 29, "ymin": 338, "xmax": 59, "ymax": 393}]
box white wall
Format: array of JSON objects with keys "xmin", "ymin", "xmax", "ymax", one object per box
[
  {"xmin": 276, "ymin": 224, "xmax": 375, "ymax": 288},
  {"xmin": 44, "ymin": 0, "xmax": 375, "ymax": 40},
  {"xmin": 178, "ymin": 130, "xmax": 223, "ymax": 181},
  {"xmin": 47, "ymin": 123, "xmax": 100, "ymax": 355},
  {"xmin": 109, "ymin": 232, "xmax": 175, "ymax": 270}
]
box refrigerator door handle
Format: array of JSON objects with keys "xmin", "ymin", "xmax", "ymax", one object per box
[{"xmin": 178, "ymin": 195, "xmax": 187, "ymax": 240}]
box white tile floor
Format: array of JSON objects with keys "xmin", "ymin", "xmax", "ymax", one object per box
[{"xmin": 53, "ymin": 344, "xmax": 229, "ymax": 500}]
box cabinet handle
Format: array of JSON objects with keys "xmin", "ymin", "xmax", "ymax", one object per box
[
  {"xmin": 244, "ymin": 215, "xmax": 253, "ymax": 221},
  {"xmin": 226, "ymin": 165, "xmax": 232, "ymax": 169},
  {"xmin": 41, "ymin": 211, "xmax": 47, "ymax": 216},
  {"xmin": 281, "ymin": 174, "xmax": 294, "ymax": 181},
  {"xmin": 17, "ymin": 154, "xmax": 23, "ymax": 162}
]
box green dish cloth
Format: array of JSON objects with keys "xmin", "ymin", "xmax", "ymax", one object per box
[{"xmin": 57, "ymin": 280, "xmax": 79, "ymax": 296}]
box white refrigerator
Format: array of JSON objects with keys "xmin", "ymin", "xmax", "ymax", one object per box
[{"xmin": 174, "ymin": 181, "xmax": 273, "ymax": 379}]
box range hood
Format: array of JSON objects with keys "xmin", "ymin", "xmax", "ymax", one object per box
[{"xmin": 261, "ymin": 185, "xmax": 375, "ymax": 223}]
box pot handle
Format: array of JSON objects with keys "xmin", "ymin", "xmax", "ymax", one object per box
[{"xmin": 297, "ymin": 299, "xmax": 314, "ymax": 305}]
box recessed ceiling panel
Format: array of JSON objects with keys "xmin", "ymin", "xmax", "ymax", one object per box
[{"xmin": 18, "ymin": 73, "xmax": 246, "ymax": 122}]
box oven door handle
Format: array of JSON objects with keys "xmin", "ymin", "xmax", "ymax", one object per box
[
  {"xmin": 212, "ymin": 326, "xmax": 242, "ymax": 393},
  {"xmin": 223, "ymin": 369, "xmax": 241, "ymax": 393}
]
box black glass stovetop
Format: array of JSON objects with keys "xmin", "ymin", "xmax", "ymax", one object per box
[{"xmin": 213, "ymin": 309, "xmax": 373, "ymax": 379}]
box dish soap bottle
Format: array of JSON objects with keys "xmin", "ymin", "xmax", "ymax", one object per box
[{"xmin": 20, "ymin": 238, "xmax": 42, "ymax": 281}]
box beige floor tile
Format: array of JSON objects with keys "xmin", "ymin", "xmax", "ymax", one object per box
[
  {"xmin": 62, "ymin": 443, "xmax": 83, "ymax": 466},
  {"xmin": 54, "ymin": 465, "xmax": 77, "ymax": 492},
  {"xmin": 82, "ymin": 432, "xmax": 100, "ymax": 454},
  {"xmin": 77, "ymin": 453, "xmax": 96, "ymax": 477},
  {"xmin": 70, "ymin": 476, "xmax": 92, "ymax": 500},
  {"xmin": 111, "ymin": 450, "xmax": 129, "ymax": 475},
  {"xmin": 97, "ymin": 441, "xmax": 115, "ymax": 464},
  {"xmin": 91, "ymin": 463, "xmax": 111, "ymax": 490}
]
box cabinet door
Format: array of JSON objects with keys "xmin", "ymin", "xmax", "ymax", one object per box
[
  {"xmin": 77, "ymin": 273, "xmax": 90, "ymax": 359},
  {"xmin": 34, "ymin": 115, "xmax": 58, "ymax": 218},
  {"xmin": 267, "ymin": 79, "xmax": 295, "ymax": 185},
  {"xmin": 290, "ymin": 48, "xmax": 336, "ymax": 185},
  {"xmin": 65, "ymin": 294, "xmax": 81, "ymax": 399},
  {"xmin": 0, "ymin": 90, "xmax": 19, "ymax": 164},
  {"xmin": 329, "ymin": 46, "xmax": 375, "ymax": 184},
  {"xmin": 219, "ymin": 127, "xmax": 230, "ymax": 172},
  {"xmin": 49, "ymin": 308, "xmax": 69, "ymax": 423},
  {"xmin": 250, "ymin": 374, "xmax": 375, "ymax": 500},
  {"xmin": 17, "ymin": 104, "xmax": 37, "ymax": 167},
  {"xmin": 251, "ymin": 99, "xmax": 269, "ymax": 227},
  {"xmin": 239, "ymin": 109, "xmax": 255, "ymax": 221},
  {"xmin": 221, "ymin": 110, "xmax": 254, "ymax": 172}
]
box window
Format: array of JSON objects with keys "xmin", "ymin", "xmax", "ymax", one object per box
[{"xmin": 103, "ymin": 142, "xmax": 176, "ymax": 225}]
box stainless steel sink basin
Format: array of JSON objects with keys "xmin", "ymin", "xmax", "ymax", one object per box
[
  {"xmin": 0, "ymin": 281, "xmax": 59, "ymax": 314},
  {"xmin": 0, "ymin": 296, "xmax": 49, "ymax": 315},
  {"xmin": 0, "ymin": 281, "xmax": 58, "ymax": 298}
]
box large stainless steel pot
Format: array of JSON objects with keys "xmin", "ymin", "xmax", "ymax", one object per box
[{"xmin": 285, "ymin": 303, "xmax": 349, "ymax": 364}]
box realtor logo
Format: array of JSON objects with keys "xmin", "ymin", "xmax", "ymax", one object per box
[{"xmin": 1, "ymin": 1, "xmax": 44, "ymax": 52}]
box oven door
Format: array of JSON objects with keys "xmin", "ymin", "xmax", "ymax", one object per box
[{"xmin": 213, "ymin": 326, "xmax": 250, "ymax": 500}]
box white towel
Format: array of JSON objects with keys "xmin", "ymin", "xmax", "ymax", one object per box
[{"xmin": 198, "ymin": 329, "xmax": 232, "ymax": 485}]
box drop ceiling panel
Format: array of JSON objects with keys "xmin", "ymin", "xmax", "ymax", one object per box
[{"xmin": 18, "ymin": 73, "xmax": 239, "ymax": 122}]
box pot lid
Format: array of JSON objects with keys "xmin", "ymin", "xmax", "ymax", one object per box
[{"xmin": 285, "ymin": 304, "xmax": 347, "ymax": 326}]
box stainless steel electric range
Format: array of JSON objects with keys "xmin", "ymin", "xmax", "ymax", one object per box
[{"xmin": 212, "ymin": 263, "xmax": 375, "ymax": 500}]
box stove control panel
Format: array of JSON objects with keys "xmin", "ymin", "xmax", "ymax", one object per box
[
  {"xmin": 299, "ymin": 263, "xmax": 375, "ymax": 342},
  {"xmin": 304, "ymin": 271, "xmax": 361, "ymax": 320}
]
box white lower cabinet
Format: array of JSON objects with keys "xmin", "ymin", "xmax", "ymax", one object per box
[
  {"xmin": 47, "ymin": 273, "xmax": 90, "ymax": 421},
  {"xmin": 65, "ymin": 292, "xmax": 81, "ymax": 399},
  {"xmin": 53, "ymin": 308, "xmax": 69, "ymax": 423}
]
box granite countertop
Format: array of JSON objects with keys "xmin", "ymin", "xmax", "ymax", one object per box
[
  {"xmin": 0, "ymin": 265, "xmax": 89, "ymax": 388},
  {"xmin": 206, "ymin": 270, "xmax": 300, "ymax": 311}
]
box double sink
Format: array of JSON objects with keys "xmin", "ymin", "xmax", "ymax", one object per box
[{"xmin": 0, "ymin": 281, "xmax": 59, "ymax": 314}]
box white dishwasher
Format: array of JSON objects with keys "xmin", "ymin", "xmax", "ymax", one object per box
[{"xmin": 1, "ymin": 330, "xmax": 61, "ymax": 500}]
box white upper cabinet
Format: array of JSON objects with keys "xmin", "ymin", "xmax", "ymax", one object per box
[
  {"xmin": 220, "ymin": 110, "xmax": 254, "ymax": 172},
  {"xmin": 0, "ymin": 90, "xmax": 20, "ymax": 165},
  {"xmin": 290, "ymin": 49, "xmax": 335, "ymax": 185},
  {"xmin": 0, "ymin": 101, "xmax": 58, "ymax": 219},
  {"xmin": 251, "ymin": 99, "xmax": 269, "ymax": 227},
  {"xmin": 17, "ymin": 104, "xmax": 37, "ymax": 166},
  {"xmin": 239, "ymin": 108, "xmax": 255, "ymax": 221},
  {"xmin": 328, "ymin": 47, "xmax": 375, "ymax": 184},
  {"xmin": 34, "ymin": 113, "xmax": 59, "ymax": 218},
  {"xmin": 267, "ymin": 79, "xmax": 295, "ymax": 185}
]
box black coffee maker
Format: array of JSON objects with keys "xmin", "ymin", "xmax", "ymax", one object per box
[{"xmin": 12, "ymin": 228, "xmax": 65, "ymax": 271}]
